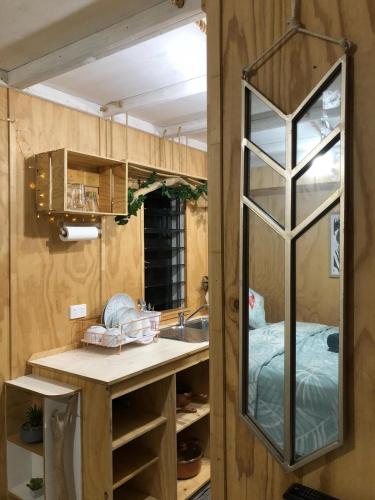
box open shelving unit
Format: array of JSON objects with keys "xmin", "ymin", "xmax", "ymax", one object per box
[
  {"xmin": 34, "ymin": 148, "xmax": 128, "ymax": 217},
  {"xmin": 176, "ymin": 360, "xmax": 210, "ymax": 499},
  {"xmin": 33, "ymin": 151, "xmax": 207, "ymax": 219},
  {"xmin": 127, "ymin": 160, "xmax": 207, "ymax": 184},
  {"xmin": 5, "ymin": 375, "xmax": 81, "ymax": 500},
  {"xmin": 107, "ymin": 358, "xmax": 210, "ymax": 500},
  {"xmin": 110, "ymin": 377, "xmax": 175, "ymax": 499}
]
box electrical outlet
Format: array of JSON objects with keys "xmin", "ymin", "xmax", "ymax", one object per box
[{"xmin": 69, "ymin": 304, "xmax": 87, "ymax": 320}]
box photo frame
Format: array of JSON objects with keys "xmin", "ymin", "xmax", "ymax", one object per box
[{"xmin": 330, "ymin": 213, "xmax": 340, "ymax": 277}]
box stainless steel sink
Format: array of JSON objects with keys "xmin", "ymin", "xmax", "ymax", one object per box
[
  {"xmin": 159, "ymin": 317, "xmax": 209, "ymax": 343},
  {"xmin": 185, "ymin": 317, "xmax": 209, "ymax": 330}
]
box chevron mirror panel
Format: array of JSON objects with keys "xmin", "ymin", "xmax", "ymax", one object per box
[{"xmin": 241, "ymin": 58, "xmax": 347, "ymax": 470}]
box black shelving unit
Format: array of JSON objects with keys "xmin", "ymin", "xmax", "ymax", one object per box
[{"xmin": 144, "ymin": 191, "xmax": 185, "ymax": 310}]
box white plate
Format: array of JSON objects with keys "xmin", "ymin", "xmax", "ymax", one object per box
[
  {"xmin": 119, "ymin": 308, "xmax": 143, "ymax": 338},
  {"xmin": 103, "ymin": 293, "xmax": 136, "ymax": 328}
]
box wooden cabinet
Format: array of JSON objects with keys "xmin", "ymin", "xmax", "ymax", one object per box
[
  {"xmin": 29, "ymin": 341, "xmax": 210, "ymax": 500},
  {"xmin": 34, "ymin": 149, "xmax": 128, "ymax": 216},
  {"xmin": 109, "ymin": 362, "xmax": 210, "ymax": 499}
]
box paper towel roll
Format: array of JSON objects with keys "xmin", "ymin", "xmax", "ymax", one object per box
[{"xmin": 59, "ymin": 225, "xmax": 100, "ymax": 242}]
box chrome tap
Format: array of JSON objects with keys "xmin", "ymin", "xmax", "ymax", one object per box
[
  {"xmin": 178, "ymin": 311, "xmax": 186, "ymax": 327},
  {"xmin": 185, "ymin": 303, "xmax": 209, "ymax": 323}
]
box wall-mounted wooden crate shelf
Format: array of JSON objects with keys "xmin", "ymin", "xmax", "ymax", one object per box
[
  {"xmin": 34, "ymin": 149, "xmax": 128, "ymax": 216},
  {"xmin": 127, "ymin": 159, "xmax": 207, "ymax": 183}
]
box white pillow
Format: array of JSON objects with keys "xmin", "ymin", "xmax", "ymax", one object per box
[{"xmin": 248, "ymin": 288, "xmax": 266, "ymax": 329}]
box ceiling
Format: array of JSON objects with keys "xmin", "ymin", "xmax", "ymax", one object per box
[
  {"xmin": 0, "ymin": 0, "xmax": 162, "ymax": 71},
  {"xmin": 0, "ymin": 1, "xmax": 208, "ymax": 149},
  {"xmin": 45, "ymin": 23, "xmax": 206, "ymax": 105},
  {"xmin": 42, "ymin": 22, "xmax": 207, "ymax": 147}
]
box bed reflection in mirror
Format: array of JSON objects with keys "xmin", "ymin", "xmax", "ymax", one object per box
[
  {"xmin": 245, "ymin": 207, "xmax": 285, "ymax": 453},
  {"xmin": 244, "ymin": 203, "xmax": 341, "ymax": 461},
  {"xmin": 294, "ymin": 205, "xmax": 340, "ymax": 461}
]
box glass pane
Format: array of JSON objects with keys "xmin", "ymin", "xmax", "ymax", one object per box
[
  {"xmin": 244, "ymin": 208, "xmax": 285, "ymax": 452},
  {"xmin": 294, "ymin": 205, "xmax": 340, "ymax": 461},
  {"xmin": 295, "ymin": 140, "xmax": 341, "ymax": 226},
  {"xmin": 245, "ymin": 149, "xmax": 286, "ymax": 227},
  {"xmin": 248, "ymin": 91, "xmax": 286, "ymax": 167},
  {"xmin": 296, "ymin": 71, "xmax": 342, "ymax": 164}
]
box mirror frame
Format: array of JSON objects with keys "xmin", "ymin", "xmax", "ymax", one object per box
[{"xmin": 239, "ymin": 56, "xmax": 347, "ymax": 471}]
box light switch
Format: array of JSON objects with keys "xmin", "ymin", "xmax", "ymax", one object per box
[{"xmin": 69, "ymin": 304, "xmax": 87, "ymax": 320}]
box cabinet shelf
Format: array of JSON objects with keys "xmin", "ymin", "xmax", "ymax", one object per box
[
  {"xmin": 113, "ymin": 444, "xmax": 159, "ymax": 490},
  {"xmin": 112, "ymin": 412, "xmax": 167, "ymax": 450},
  {"xmin": 8, "ymin": 484, "xmax": 45, "ymax": 500},
  {"xmin": 176, "ymin": 403, "xmax": 210, "ymax": 434},
  {"xmin": 34, "ymin": 148, "xmax": 128, "ymax": 217},
  {"xmin": 7, "ymin": 433, "xmax": 44, "ymax": 457},
  {"xmin": 177, "ymin": 457, "xmax": 210, "ymax": 500}
]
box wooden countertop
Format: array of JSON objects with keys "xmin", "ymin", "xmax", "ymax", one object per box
[{"xmin": 28, "ymin": 338, "xmax": 209, "ymax": 385}]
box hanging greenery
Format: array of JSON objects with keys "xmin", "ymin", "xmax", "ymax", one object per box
[{"xmin": 115, "ymin": 171, "xmax": 208, "ymax": 225}]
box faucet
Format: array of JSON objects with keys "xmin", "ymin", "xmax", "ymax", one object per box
[
  {"xmin": 178, "ymin": 311, "xmax": 186, "ymax": 327},
  {"xmin": 184, "ymin": 304, "xmax": 209, "ymax": 324}
]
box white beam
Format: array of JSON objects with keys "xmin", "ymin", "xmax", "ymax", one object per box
[
  {"xmin": 7, "ymin": 0, "xmax": 203, "ymax": 89},
  {"xmin": 101, "ymin": 76, "xmax": 206, "ymax": 117},
  {"xmin": 24, "ymin": 84, "xmax": 102, "ymax": 116},
  {"xmin": 159, "ymin": 117, "xmax": 207, "ymax": 138}
]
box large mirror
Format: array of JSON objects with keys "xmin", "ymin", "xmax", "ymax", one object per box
[{"xmin": 240, "ymin": 57, "xmax": 346, "ymax": 470}]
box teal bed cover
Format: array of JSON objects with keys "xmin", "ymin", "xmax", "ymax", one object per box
[{"xmin": 247, "ymin": 322, "xmax": 339, "ymax": 457}]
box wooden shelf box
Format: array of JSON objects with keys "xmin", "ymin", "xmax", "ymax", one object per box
[{"xmin": 34, "ymin": 148, "xmax": 128, "ymax": 216}]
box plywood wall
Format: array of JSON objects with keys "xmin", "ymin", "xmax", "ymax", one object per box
[
  {"xmin": 0, "ymin": 89, "xmax": 207, "ymax": 499},
  {"xmin": 0, "ymin": 88, "xmax": 10, "ymax": 500},
  {"xmin": 208, "ymin": 0, "xmax": 375, "ymax": 498}
]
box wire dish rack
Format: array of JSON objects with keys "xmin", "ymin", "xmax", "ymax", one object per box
[{"xmin": 80, "ymin": 310, "xmax": 161, "ymax": 353}]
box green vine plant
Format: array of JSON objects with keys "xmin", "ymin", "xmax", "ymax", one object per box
[{"xmin": 115, "ymin": 172, "xmax": 208, "ymax": 225}]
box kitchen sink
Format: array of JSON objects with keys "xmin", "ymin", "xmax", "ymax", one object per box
[
  {"xmin": 159, "ymin": 317, "xmax": 209, "ymax": 343},
  {"xmin": 185, "ymin": 317, "xmax": 209, "ymax": 330}
]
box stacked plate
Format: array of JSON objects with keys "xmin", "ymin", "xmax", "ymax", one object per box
[{"xmin": 101, "ymin": 294, "xmax": 154, "ymax": 344}]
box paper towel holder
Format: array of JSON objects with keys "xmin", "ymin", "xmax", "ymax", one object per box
[{"xmin": 59, "ymin": 222, "xmax": 102, "ymax": 242}]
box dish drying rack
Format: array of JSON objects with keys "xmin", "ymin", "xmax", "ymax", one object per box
[{"xmin": 80, "ymin": 310, "xmax": 161, "ymax": 354}]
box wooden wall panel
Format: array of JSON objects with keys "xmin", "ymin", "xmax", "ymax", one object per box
[
  {"xmin": 206, "ymin": 0, "xmax": 226, "ymax": 498},
  {"xmin": 9, "ymin": 90, "xmax": 102, "ymax": 378},
  {"xmin": 0, "ymin": 87, "xmax": 10, "ymax": 500},
  {"xmin": 186, "ymin": 199, "xmax": 209, "ymax": 310},
  {"xmin": 101, "ymin": 121, "xmax": 144, "ymax": 304},
  {"xmin": 210, "ymin": 0, "xmax": 375, "ymax": 498}
]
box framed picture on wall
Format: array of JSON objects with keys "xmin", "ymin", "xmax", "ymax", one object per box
[{"xmin": 330, "ymin": 213, "xmax": 340, "ymax": 277}]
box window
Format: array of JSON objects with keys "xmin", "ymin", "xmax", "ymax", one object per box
[{"xmin": 144, "ymin": 190, "xmax": 185, "ymax": 311}]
